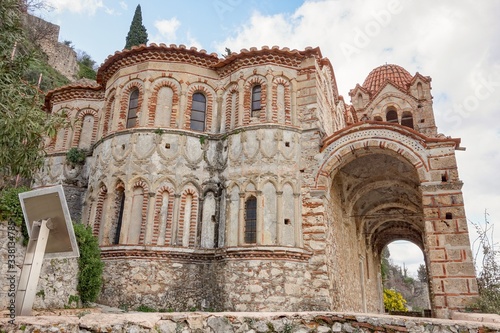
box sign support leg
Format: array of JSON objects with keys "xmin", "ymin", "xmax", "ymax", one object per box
[{"xmin": 15, "ymin": 218, "xmax": 51, "ymax": 316}]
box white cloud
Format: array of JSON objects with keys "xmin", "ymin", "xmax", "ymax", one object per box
[
  {"xmin": 216, "ymin": 0, "xmax": 500, "ymax": 272},
  {"xmin": 186, "ymin": 31, "xmax": 203, "ymax": 51},
  {"xmin": 153, "ymin": 18, "xmax": 181, "ymax": 42},
  {"xmin": 45, "ymin": 0, "xmax": 104, "ymax": 15}
]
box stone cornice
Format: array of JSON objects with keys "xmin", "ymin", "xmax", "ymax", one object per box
[{"xmin": 100, "ymin": 245, "xmax": 312, "ymax": 263}]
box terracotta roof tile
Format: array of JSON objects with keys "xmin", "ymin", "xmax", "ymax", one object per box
[{"xmin": 362, "ymin": 64, "xmax": 413, "ymax": 94}]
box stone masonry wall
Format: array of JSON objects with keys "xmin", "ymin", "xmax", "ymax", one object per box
[
  {"xmin": 1, "ymin": 311, "xmax": 499, "ymax": 333},
  {"xmin": 217, "ymin": 259, "xmax": 327, "ymax": 312},
  {"xmin": 0, "ymin": 223, "xmax": 79, "ymax": 310},
  {"xmin": 99, "ymin": 258, "xmax": 223, "ymax": 312}
]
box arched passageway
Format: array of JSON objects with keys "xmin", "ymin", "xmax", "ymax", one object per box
[{"xmin": 327, "ymin": 151, "xmax": 429, "ymax": 313}]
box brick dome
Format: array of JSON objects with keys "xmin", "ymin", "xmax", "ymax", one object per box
[{"xmin": 362, "ymin": 64, "xmax": 413, "ymax": 94}]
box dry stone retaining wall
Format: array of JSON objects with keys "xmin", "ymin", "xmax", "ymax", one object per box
[{"xmin": 1, "ymin": 311, "xmax": 499, "ymax": 333}]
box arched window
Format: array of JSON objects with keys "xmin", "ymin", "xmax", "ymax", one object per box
[
  {"xmin": 357, "ymin": 93, "xmax": 363, "ymax": 108},
  {"xmin": 417, "ymin": 82, "xmax": 424, "ymax": 99},
  {"xmin": 386, "ymin": 109, "xmax": 398, "ymax": 124},
  {"xmin": 245, "ymin": 196, "xmax": 257, "ymax": 244},
  {"xmin": 401, "ymin": 111, "xmax": 414, "ymax": 129},
  {"xmin": 251, "ymin": 85, "xmax": 261, "ymax": 117},
  {"xmin": 126, "ymin": 88, "xmax": 139, "ymax": 128},
  {"xmin": 112, "ymin": 187, "xmax": 125, "ymax": 245},
  {"xmin": 190, "ymin": 92, "xmax": 206, "ymax": 131}
]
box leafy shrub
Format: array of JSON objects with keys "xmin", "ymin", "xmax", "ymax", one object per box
[
  {"xmin": 73, "ymin": 223, "xmax": 104, "ymax": 305},
  {"xmin": 0, "ymin": 186, "xmax": 30, "ymax": 244},
  {"xmin": 66, "ymin": 148, "xmax": 87, "ymax": 166},
  {"xmin": 136, "ymin": 304, "xmax": 157, "ymax": 312},
  {"xmin": 384, "ymin": 288, "xmax": 407, "ymax": 312}
]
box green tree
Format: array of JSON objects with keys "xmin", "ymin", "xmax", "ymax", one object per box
[
  {"xmin": 77, "ymin": 51, "xmax": 96, "ymax": 80},
  {"xmin": 124, "ymin": 4, "xmax": 148, "ymax": 49},
  {"xmin": 417, "ymin": 264, "xmax": 428, "ymax": 283},
  {"xmin": 0, "ymin": 0, "xmax": 64, "ymax": 180},
  {"xmin": 381, "ymin": 246, "xmax": 391, "ymax": 282}
]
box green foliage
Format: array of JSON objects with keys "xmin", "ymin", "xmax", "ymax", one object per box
[
  {"xmin": 66, "ymin": 147, "xmax": 87, "ymax": 166},
  {"xmin": 36, "ymin": 289, "xmax": 45, "ymax": 300},
  {"xmin": 77, "ymin": 52, "xmax": 96, "ymax": 80},
  {"xmin": 383, "ymin": 288, "xmax": 407, "ymax": 312},
  {"xmin": 23, "ymin": 56, "xmax": 70, "ymax": 91},
  {"xmin": 73, "ymin": 222, "xmax": 104, "ymax": 305},
  {"xmin": 125, "ymin": 5, "xmax": 148, "ymax": 49},
  {"xmin": 136, "ymin": 304, "xmax": 157, "ymax": 312},
  {"xmin": 0, "ymin": 186, "xmax": 30, "ymax": 244},
  {"xmin": 380, "ymin": 246, "xmax": 391, "ymax": 282},
  {"xmin": 417, "ymin": 264, "xmax": 427, "ymax": 283},
  {"xmin": 0, "ymin": 0, "xmax": 66, "ymax": 179},
  {"xmin": 67, "ymin": 294, "xmax": 80, "ymax": 307}
]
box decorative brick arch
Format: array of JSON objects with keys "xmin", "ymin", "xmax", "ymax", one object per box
[
  {"xmin": 72, "ymin": 108, "xmax": 99, "ymax": 148},
  {"xmin": 184, "ymin": 84, "xmax": 215, "ymax": 132},
  {"xmin": 93, "ymin": 184, "xmax": 108, "ymax": 237},
  {"xmin": 118, "ymin": 81, "xmax": 144, "ymax": 130},
  {"xmin": 102, "ymin": 93, "xmax": 115, "ymax": 137},
  {"xmin": 49, "ymin": 108, "xmax": 71, "ymax": 152},
  {"xmin": 316, "ymin": 123, "xmax": 432, "ymax": 190},
  {"xmin": 148, "ymin": 79, "xmax": 180, "ymax": 128},
  {"xmin": 152, "ymin": 185, "xmax": 175, "ymax": 245},
  {"xmin": 129, "ymin": 178, "xmax": 150, "ymax": 244},
  {"xmin": 224, "ymin": 83, "xmax": 239, "ymax": 131},
  {"xmin": 177, "ymin": 186, "xmax": 199, "ymax": 248},
  {"xmin": 243, "ymin": 76, "xmax": 267, "ymax": 125},
  {"xmin": 272, "ymin": 77, "xmax": 292, "ymax": 125}
]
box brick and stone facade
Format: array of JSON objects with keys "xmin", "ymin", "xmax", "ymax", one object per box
[{"xmin": 36, "ymin": 44, "xmax": 478, "ymax": 318}]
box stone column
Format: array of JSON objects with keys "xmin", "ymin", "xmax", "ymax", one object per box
[
  {"xmin": 238, "ymin": 77, "xmax": 245, "ymax": 126},
  {"xmin": 291, "ymin": 78, "xmax": 297, "ymax": 126},
  {"xmin": 276, "ymin": 191, "xmax": 283, "ymax": 245},
  {"xmin": 178, "ymin": 83, "xmax": 188, "ymax": 129},
  {"xmin": 266, "ymin": 70, "xmax": 273, "ymax": 122},
  {"xmin": 293, "ymin": 193, "xmax": 302, "ymax": 247},
  {"xmin": 171, "ymin": 193, "xmax": 181, "ymax": 245},
  {"xmin": 238, "ymin": 192, "xmax": 245, "ymax": 245},
  {"xmin": 421, "ymin": 184, "xmax": 478, "ymax": 318},
  {"xmin": 256, "ymin": 190, "xmax": 263, "ymax": 245},
  {"xmin": 144, "ymin": 192, "xmax": 156, "ymax": 244}
]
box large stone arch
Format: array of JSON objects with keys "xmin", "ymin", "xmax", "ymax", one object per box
[
  {"xmin": 315, "ymin": 122, "xmax": 477, "ymax": 318},
  {"xmin": 316, "ymin": 122, "xmax": 431, "ymax": 190}
]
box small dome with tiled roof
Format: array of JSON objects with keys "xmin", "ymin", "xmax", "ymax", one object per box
[{"xmin": 362, "ymin": 64, "xmax": 413, "ymax": 94}]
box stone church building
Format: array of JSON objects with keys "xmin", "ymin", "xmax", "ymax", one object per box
[{"xmin": 37, "ymin": 44, "xmax": 478, "ymax": 318}]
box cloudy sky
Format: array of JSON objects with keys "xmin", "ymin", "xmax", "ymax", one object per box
[{"xmin": 33, "ymin": 0, "xmax": 500, "ymax": 276}]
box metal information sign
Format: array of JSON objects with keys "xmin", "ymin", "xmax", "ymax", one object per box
[{"xmin": 15, "ymin": 185, "xmax": 79, "ymax": 316}]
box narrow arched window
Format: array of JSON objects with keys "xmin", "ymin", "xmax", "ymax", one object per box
[
  {"xmin": 417, "ymin": 82, "xmax": 424, "ymax": 99},
  {"xmin": 386, "ymin": 109, "xmax": 398, "ymax": 123},
  {"xmin": 190, "ymin": 92, "xmax": 206, "ymax": 131},
  {"xmin": 245, "ymin": 196, "xmax": 257, "ymax": 244},
  {"xmin": 401, "ymin": 111, "xmax": 414, "ymax": 129},
  {"xmin": 251, "ymin": 85, "xmax": 261, "ymax": 117},
  {"xmin": 357, "ymin": 93, "xmax": 363, "ymax": 108},
  {"xmin": 112, "ymin": 188, "xmax": 125, "ymax": 245},
  {"xmin": 126, "ymin": 88, "xmax": 139, "ymax": 128}
]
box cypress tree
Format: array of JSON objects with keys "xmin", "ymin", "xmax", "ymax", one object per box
[{"xmin": 125, "ymin": 4, "xmax": 148, "ymax": 49}]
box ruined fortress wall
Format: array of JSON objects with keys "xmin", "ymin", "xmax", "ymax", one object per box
[{"xmin": 25, "ymin": 14, "xmax": 78, "ymax": 81}]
